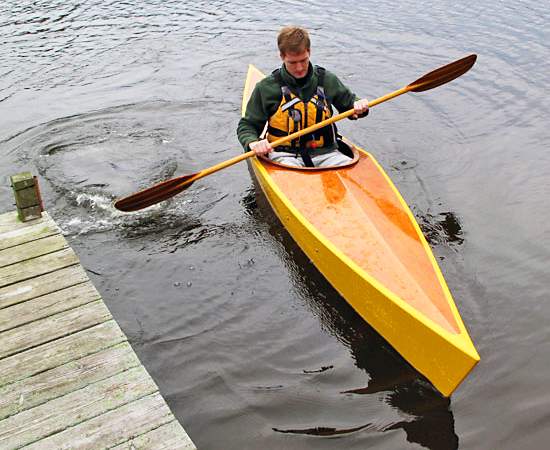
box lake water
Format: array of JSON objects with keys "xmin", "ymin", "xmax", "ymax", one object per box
[{"xmin": 1, "ymin": 1, "xmax": 549, "ymax": 449}]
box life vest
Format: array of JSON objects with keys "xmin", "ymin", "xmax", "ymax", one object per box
[{"xmin": 266, "ymin": 66, "xmax": 336, "ymax": 154}]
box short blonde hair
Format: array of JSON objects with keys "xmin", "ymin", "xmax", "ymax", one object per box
[{"xmin": 277, "ymin": 26, "xmax": 310, "ymax": 55}]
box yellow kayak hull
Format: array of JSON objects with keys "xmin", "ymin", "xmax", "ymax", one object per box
[{"xmin": 242, "ymin": 64, "xmax": 479, "ymax": 396}]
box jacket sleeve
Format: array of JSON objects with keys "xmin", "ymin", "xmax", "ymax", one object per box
[
  {"xmin": 324, "ymin": 71, "xmax": 367, "ymax": 118},
  {"xmin": 237, "ymin": 84, "xmax": 269, "ymax": 151}
]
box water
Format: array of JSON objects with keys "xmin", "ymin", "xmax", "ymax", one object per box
[{"xmin": 1, "ymin": 1, "xmax": 549, "ymax": 448}]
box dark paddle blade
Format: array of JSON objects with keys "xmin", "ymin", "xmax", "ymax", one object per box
[
  {"xmin": 114, "ymin": 151, "xmax": 254, "ymax": 212},
  {"xmin": 113, "ymin": 174, "xmax": 197, "ymax": 212},
  {"xmin": 408, "ymin": 54, "xmax": 477, "ymax": 92}
]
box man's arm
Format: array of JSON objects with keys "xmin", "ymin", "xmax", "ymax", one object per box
[
  {"xmin": 237, "ymin": 85, "xmax": 270, "ymax": 151},
  {"xmin": 324, "ymin": 71, "xmax": 369, "ymax": 119}
]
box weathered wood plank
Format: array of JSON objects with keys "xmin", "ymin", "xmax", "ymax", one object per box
[
  {"xmin": 0, "ymin": 265, "xmax": 89, "ymax": 309},
  {"xmin": 0, "ymin": 234, "xmax": 69, "ymax": 268},
  {"xmin": 0, "ymin": 320, "xmax": 126, "ymax": 388},
  {"xmin": 2, "ymin": 235, "xmax": 69, "ymax": 271},
  {"xmin": 112, "ymin": 420, "xmax": 197, "ymax": 450},
  {"xmin": 0, "ymin": 300, "xmax": 112, "ymax": 360},
  {"xmin": 0, "ymin": 282, "xmax": 100, "ymax": 333},
  {"xmin": 0, "ymin": 342, "xmax": 140, "ymax": 421},
  {"xmin": 0, "ymin": 219, "xmax": 60, "ymax": 251},
  {"xmin": 0, "ymin": 211, "xmax": 28, "ymax": 230},
  {"xmin": 0, "ymin": 366, "xmax": 159, "ymax": 449},
  {"xmin": 21, "ymin": 394, "xmax": 188, "ymax": 450},
  {"xmin": 0, "ymin": 211, "xmax": 51, "ymax": 233},
  {"xmin": 0, "ymin": 247, "xmax": 79, "ymax": 288},
  {"xmin": 0, "ymin": 209, "xmax": 195, "ymax": 449}
]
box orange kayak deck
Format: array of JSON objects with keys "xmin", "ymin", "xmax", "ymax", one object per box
[{"xmin": 262, "ymin": 153, "xmax": 459, "ymax": 334}]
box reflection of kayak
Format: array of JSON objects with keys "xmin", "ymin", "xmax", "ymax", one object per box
[{"xmin": 242, "ymin": 65, "xmax": 479, "ymax": 397}]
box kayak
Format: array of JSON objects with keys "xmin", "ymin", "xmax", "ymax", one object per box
[{"xmin": 242, "ymin": 65, "xmax": 479, "ymax": 397}]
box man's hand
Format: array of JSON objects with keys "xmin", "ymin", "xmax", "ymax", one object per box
[
  {"xmin": 352, "ymin": 98, "xmax": 370, "ymax": 119},
  {"xmin": 249, "ymin": 139, "xmax": 273, "ymax": 155}
]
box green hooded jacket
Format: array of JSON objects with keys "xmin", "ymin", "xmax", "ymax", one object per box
[{"xmin": 237, "ymin": 63, "xmax": 360, "ymax": 151}]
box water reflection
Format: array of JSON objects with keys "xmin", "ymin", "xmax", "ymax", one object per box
[
  {"xmin": 416, "ymin": 209, "xmax": 464, "ymax": 247},
  {"xmin": 244, "ymin": 179, "xmax": 459, "ymax": 449}
]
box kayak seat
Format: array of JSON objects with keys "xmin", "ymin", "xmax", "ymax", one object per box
[
  {"xmin": 258, "ymin": 138, "xmax": 360, "ymax": 171},
  {"xmin": 336, "ymin": 137, "xmax": 354, "ymax": 158}
]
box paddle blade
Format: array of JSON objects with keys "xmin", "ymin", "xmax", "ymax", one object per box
[
  {"xmin": 408, "ymin": 54, "xmax": 477, "ymax": 92},
  {"xmin": 114, "ymin": 174, "xmax": 197, "ymax": 212}
]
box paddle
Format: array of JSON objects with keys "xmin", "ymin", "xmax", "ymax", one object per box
[{"xmin": 114, "ymin": 54, "xmax": 477, "ymax": 212}]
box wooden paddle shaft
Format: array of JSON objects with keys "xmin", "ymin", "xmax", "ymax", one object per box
[
  {"xmin": 183, "ymin": 150, "xmax": 255, "ymax": 185},
  {"xmin": 269, "ymin": 86, "xmax": 411, "ymax": 148},
  {"xmin": 187, "ymin": 86, "xmax": 411, "ymax": 184},
  {"xmin": 164, "ymin": 54, "xmax": 477, "ymax": 185}
]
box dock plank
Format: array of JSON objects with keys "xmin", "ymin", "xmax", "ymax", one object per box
[
  {"xmin": 0, "ymin": 234, "xmax": 68, "ymax": 268},
  {"xmin": 0, "ymin": 219, "xmax": 60, "ymax": 251},
  {"xmin": 0, "ymin": 211, "xmax": 20, "ymax": 228},
  {"xmin": 112, "ymin": 420, "xmax": 196, "ymax": 450},
  {"xmin": 0, "ymin": 366, "xmax": 158, "ymax": 449},
  {"xmin": 0, "ymin": 342, "xmax": 140, "ymax": 421},
  {"xmin": 0, "ymin": 300, "xmax": 112, "ymax": 359},
  {"xmin": 0, "ymin": 282, "xmax": 100, "ymax": 333},
  {"xmin": 0, "ymin": 320, "xmax": 126, "ymax": 388},
  {"xmin": 0, "ymin": 247, "xmax": 79, "ymax": 288},
  {"xmin": 23, "ymin": 394, "xmax": 185, "ymax": 450},
  {"xmin": 0, "ymin": 264, "xmax": 90, "ymax": 309},
  {"xmin": 0, "ymin": 212, "xmax": 56, "ymax": 233},
  {"xmin": 0, "ymin": 211, "xmax": 45, "ymax": 232},
  {"xmin": 0, "ymin": 210, "xmax": 196, "ymax": 449}
]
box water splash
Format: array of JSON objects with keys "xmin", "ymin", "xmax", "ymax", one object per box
[{"xmin": 1, "ymin": 100, "xmax": 236, "ymax": 237}]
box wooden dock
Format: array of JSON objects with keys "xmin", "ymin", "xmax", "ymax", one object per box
[{"xmin": 0, "ymin": 210, "xmax": 196, "ymax": 449}]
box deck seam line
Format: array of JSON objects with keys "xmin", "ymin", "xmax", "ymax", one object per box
[
  {"xmin": 0, "ymin": 351, "xmax": 142, "ymax": 422},
  {"xmin": 0, "ymin": 305, "xmax": 112, "ymax": 361},
  {"xmin": 0, "ymin": 229, "xmax": 61, "ymax": 252},
  {"xmin": 105, "ymin": 418, "xmax": 179, "ymax": 450},
  {"xmin": 0, "ymin": 279, "xmax": 90, "ymax": 311},
  {"xmin": 338, "ymin": 172, "xmax": 458, "ymax": 332},
  {"xmin": 0, "ymin": 218, "xmax": 57, "ymax": 236},
  {"xmin": 0, "ymin": 244, "xmax": 70, "ymax": 270},
  {"xmin": 0, "ymin": 322, "xmax": 128, "ymax": 389},
  {"xmin": 0, "ymin": 294, "xmax": 102, "ymax": 333},
  {"xmin": 0, "ymin": 337, "xmax": 130, "ymax": 388},
  {"xmin": 0, "ymin": 262, "xmax": 80, "ymax": 290},
  {"xmin": 16, "ymin": 390, "xmax": 163, "ymax": 449}
]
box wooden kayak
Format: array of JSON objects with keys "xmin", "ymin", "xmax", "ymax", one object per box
[{"xmin": 242, "ymin": 64, "xmax": 479, "ymax": 397}]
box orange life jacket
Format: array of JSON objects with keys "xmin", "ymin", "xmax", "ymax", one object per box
[{"xmin": 266, "ymin": 66, "xmax": 336, "ymax": 153}]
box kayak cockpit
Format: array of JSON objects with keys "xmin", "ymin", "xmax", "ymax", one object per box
[{"xmin": 258, "ymin": 139, "xmax": 360, "ymax": 171}]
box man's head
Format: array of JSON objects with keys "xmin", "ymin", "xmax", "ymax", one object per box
[{"xmin": 278, "ymin": 26, "xmax": 311, "ymax": 79}]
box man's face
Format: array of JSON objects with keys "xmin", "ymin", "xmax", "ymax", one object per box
[{"xmin": 281, "ymin": 49, "xmax": 310, "ymax": 79}]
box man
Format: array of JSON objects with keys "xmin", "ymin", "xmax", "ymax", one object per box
[{"xmin": 237, "ymin": 26, "xmax": 370, "ymax": 168}]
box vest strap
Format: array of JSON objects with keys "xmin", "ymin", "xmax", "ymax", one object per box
[
  {"xmin": 297, "ymin": 147, "xmax": 315, "ymax": 167},
  {"xmin": 281, "ymin": 97, "xmax": 301, "ymax": 112},
  {"xmin": 269, "ymin": 66, "xmax": 335, "ymax": 156}
]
